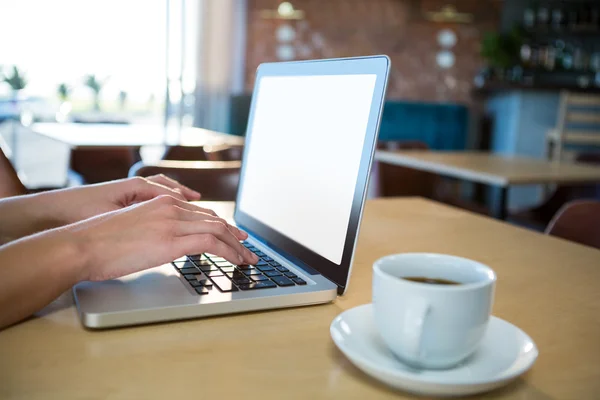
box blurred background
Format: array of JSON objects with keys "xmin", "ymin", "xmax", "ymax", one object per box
[{"xmin": 1, "ymin": 0, "xmax": 600, "ymax": 233}]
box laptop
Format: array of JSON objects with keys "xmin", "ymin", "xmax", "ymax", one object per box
[{"xmin": 74, "ymin": 55, "xmax": 390, "ymax": 328}]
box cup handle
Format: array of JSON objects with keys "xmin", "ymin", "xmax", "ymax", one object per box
[{"xmin": 404, "ymin": 299, "xmax": 430, "ymax": 362}]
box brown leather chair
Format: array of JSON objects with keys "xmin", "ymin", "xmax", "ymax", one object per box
[
  {"xmin": 374, "ymin": 141, "xmax": 489, "ymax": 215},
  {"xmin": 70, "ymin": 148, "xmax": 140, "ymax": 184},
  {"xmin": 129, "ymin": 160, "xmax": 241, "ymax": 201},
  {"xmin": 203, "ymin": 144, "xmax": 244, "ymax": 161},
  {"xmin": 375, "ymin": 141, "xmax": 438, "ymax": 198},
  {"xmin": 0, "ymin": 147, "xmax": 27, "ymax": 198},
  {"xmin": 545, "ymin": 200, "xmax": 600, "ymax": 250},
  {"xmin": 162, "ymin": 146, "xmax": 208, "ymax": 161}
]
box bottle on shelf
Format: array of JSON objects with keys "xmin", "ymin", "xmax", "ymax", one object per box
[
  {"xmin": 537, "ymin": 4, "xmax": 550, "ymax": 27},
  {"xmin": 524, "ymin": 1, "xmax": 536, "ymax": 29},
  {"xmin": 551, "ymin": 6, "xmax": 564, "ymax": 30},
  {"xmin": 562, "ymin": 43, "xmax": 574, "ymax": 70},
  {"xmin": 567, "ymin": 7, "xmax": 579, "ymax": 30}
]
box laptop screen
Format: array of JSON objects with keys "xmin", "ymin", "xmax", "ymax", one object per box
[
  {"xmin": 234, "ymin": 56, "xmax": 389, "ymax": 293},
  {"xmin": 238, "ymin": 74, "xmax": 377, "ymax": 265}
]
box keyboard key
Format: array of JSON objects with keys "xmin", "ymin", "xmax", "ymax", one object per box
[
  {"xmin": 226, "ymin": 271, "xmax": 248, "ymax": 280},
  {"xmin": 179, "ymin": 267, "xmax": 200, "ymax": 275},
  {"xmin": 242, "ymin": 269, "xmax": 263, "ymax": 276},
  {"xmin": 197, "ymin": 279, "xmax": 212, "ymax": 287},
  {"xmin": 251, "ymin": 275, "xmax": 270, "ymax": 281},
  {"xmin": 237, "ymin": 265, "xmax": 255, "ymax": 271},
  {"xmin": 219, "ymin": 266, "xmax": 236, "ymax": 273},
  {"xmin": 275, "ymin": 266, "xmax": 289, "ymax": 272},
  {"xmin": 205, "ymin": 270, "xmax": 224, "ymax": 278},
  {"xmin": 173, "ymin": 260, "xmax": 197, "ymax": 269},
  {"xmin": 255, "ymin": 260, "xmax": 269, "ymax": 266},
  {"xmin": 213, "ymin": 260, "xmax": 233, "ymax": 266},
  {"xmin": 187, "ymin": 254, "xmax": 208, "ymax": 262},
  {"xmin": 210, "ymin": 277, "xmax": 238, "ymax": 292},
  {"xmin": 191, "ymin": 259, "xmax": 213, "ymax": 267},
  {"xmin": 256, "ymin": 265, "xmax": 274, "ymax": 272},
  {"xmin": 269, "ymin": 261, "xmax": 281, "ymax": 267},
  {"xmin": 232, "ymin": 277, "xmax": 251, "ymax": 285},
  {"xmin": 254, "ymin": 251, "xmax": 266, "ymax": 257},
  {"xmin": 184, "ymin": 274, "xmax": 198, "ymax": 281},
  {"xmin": 292, "ymin": 278, "xmax": 307, "ymax": 285},
  {"xmin": 188, "ymin": 280, "xmax": 203, "ymax": 287},
  {"xmin": 284, "ymin": 272, "xmax": 297, "ymax": 278},
  {"xmin": 264, "ymin": 270, "xmax": 282, "ymax": 277},
  {"xmin": 173, "ymin": 256, "xmax": 188, "ymax": 263},
  {"xmin": 238, "ymin": 281, "xmax": 277, "ymax": 290},
  {"xmin": 263, "ymin": 256, "xmax": 274, "ymax": 262},
  {"xmin": 271, "ymin": 276, "xmax": 294, "ymax": 287},
  {"xmin": 209, "ymin": 256, "xmax": 227, "ymax": 262},
  {"xmin": 195, "ymin": 287, "xmax": 210, "ymax": 295},
  {"xmin": 199, "ymin": 265, "xmax": 219, "ymax": 272}
]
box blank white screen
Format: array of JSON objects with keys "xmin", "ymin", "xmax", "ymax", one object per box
[{"xmin": 239, "ymin": 74, "xmax": 377, "ymax": 264}]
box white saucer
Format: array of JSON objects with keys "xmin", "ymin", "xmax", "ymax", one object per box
[{"xmin": 330, "ymin": 304, "xmax": 538, "ymax": 397}]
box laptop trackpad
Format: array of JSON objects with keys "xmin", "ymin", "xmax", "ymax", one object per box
[{"xmin": 73, "ymin": 264, "xmax": 197, "ymax": 314}]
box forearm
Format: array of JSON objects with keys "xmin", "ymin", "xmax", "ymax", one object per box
[
  {"xmin": 0, "ymin": 192, "xmax": 66, "ymax": 245},
  {"xmin": 0, "ymin": 227, "xmax": 85, "ymax": 329}
]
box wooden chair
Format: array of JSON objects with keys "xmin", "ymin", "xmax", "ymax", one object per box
[
  {"xmin": 547, "ymin": 91, "xmax": 600, "ymax": 162},
  {"xmin": 545, "ymin": 200, "xmax": 600, "ymax": 250},
  {"xmin": 129, "ymin": 160, "xmax": 241, "ymax": 201},
  {"xmin": 0, "ymin": 147, "xmax": 27, "ymax": 198}
]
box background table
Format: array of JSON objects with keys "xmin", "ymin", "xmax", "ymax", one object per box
[
  {"xmin": 375, "ymin": 151, "xmax": 600, "ymax": 219},
  {"xmin": 30, "ymin": 123, "xmax": 244, "ymax": 149},
  {"xmin": 1, "ymin": 198, "xmax": 599, "ymax": 399}
]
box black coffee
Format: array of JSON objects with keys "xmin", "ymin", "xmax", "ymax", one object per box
[{"xmin": 402, "ymin": 276, "xmax": 461, "ymax": 285}]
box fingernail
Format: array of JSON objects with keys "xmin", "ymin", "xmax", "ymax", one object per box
[{"xmin": 238, "ymin": 255, "xmax": 244, "ymax": 263}]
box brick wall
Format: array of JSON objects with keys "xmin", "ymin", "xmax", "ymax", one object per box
[{"xmin": 245, "ymin": 0, "xmax": 503, "ymax": 105}]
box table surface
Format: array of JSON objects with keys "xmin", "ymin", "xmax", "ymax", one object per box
[
  {"xmin": 376, "ymin": 150, "xmax": 600, "ymax": 186},
  {"xmin": 29, "ymin": 123, "xmax": 244, "ymax": 148},
  {"xmin": 2, "ymin": 198, "xmax": 599, "ymax": 399}
]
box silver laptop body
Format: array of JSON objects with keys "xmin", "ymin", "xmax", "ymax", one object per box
[{"xmin": 74, "ymin": 56, "xmax": 390, "ymax": 328}]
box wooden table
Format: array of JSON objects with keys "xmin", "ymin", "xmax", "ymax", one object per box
[
  {"xmin": 376, "ymin": 151, "xmax": 600, "ymax": 220},
  {"xmin": 1, "ymin": 198, "xmax": 599, "ymax": 399},
  {"xmin": 30, "ymin": 123, "xmax": 244, "ymax": 149}
]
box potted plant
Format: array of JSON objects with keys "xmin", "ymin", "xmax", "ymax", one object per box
[
  {"xmin": 84, "ymin": 74, "xmax": 107, "ymax": 111},
  {"xmin": 57, "ymin": 83, "xmax": 73, "ymax": 121},
  {"xmin": 118, "ymin": 90, "xmax": 128, "ymax": 110},
  {"xmin": 3, "ymin": 66, "xmax": 27, "ymax": 101},
  {"xmin": 480, "ymin": 28, "xmax": 523, "ymax": 81}
]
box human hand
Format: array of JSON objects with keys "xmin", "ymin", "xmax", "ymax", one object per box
[
  {"xmin": 70, "ymin": 195, "xmax": 259, "ymax": 282},
  {"xmin": 43, "ymin": 175, "xmax": 202, "ymax": 226}
]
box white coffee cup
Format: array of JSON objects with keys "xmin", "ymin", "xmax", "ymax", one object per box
[{"xmin": 372, "ymin": 253, "xmax": 496, "ymax": 370}]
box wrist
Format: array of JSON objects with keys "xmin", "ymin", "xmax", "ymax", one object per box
[{"xmin": 25, "ymin": 191, "xmax": 68, "ymax": 230}]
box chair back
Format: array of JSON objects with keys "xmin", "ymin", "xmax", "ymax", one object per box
[
  {"xmin": 0, "ymin": 147, "xmax": 27, "ymax": 198},
  {"xmin": 546, "ymin": 200, "xmax": 600, "ymax": 250},
  {"xmin": 548, "ymin": 92, "xmax": 600, "ymax": 161},
  {"xmin": 204, "ymin": 144, "xmax": 244, "ymax": 161},
  {"xmin": 374, "ymin": 141, "xmax": 437, "ymax": 198},
  {"xmin": 129, "ymin": 160, "xmax": 241, "ymax": 201},
  {"xmin": 162, "ymin": 146, "xmax": 208, "ymax": 161},
  {"xmin": 70, "ymin": 148, "xmax": 140, "ymax": 184}
]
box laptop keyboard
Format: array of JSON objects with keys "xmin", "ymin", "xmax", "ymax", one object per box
[{"xmin": 172, "ymin": 242, "xmax": 307, "ymax": 295}]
